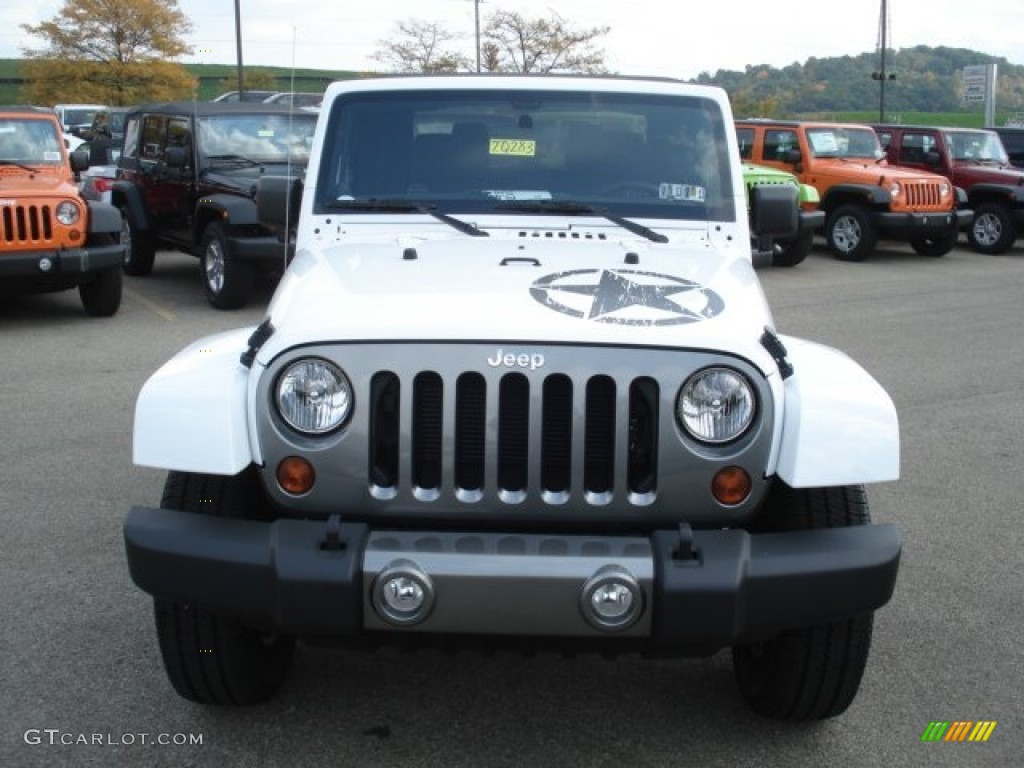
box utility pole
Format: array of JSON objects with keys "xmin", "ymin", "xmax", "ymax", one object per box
[
  {"xmin": 474, "ymin": 0, "xmax": 482, "ymax": 72},
  {"xmin": 871, "ymin": 0, "xmax": 896, "ymax": 122},
  {"xmin": 234, "ymin": 0, "xmax": 244, "ymax": 96}
]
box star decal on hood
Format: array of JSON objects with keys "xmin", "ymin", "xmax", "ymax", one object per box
[{"xmin": 529, "ymin": 269, "xmax": 725, "ymax": 326}]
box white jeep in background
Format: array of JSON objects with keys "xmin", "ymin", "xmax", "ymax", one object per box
[{"xmin": 124, "ymin": 75, "xmax": 901, "ymax": 720}]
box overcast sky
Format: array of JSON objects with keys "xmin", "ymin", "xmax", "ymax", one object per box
[{"xmin": 4, "ymin": 0, "xmax": 1023, "ymax": 79}]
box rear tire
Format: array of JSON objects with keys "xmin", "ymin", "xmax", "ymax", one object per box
[
  {"xmin": 967, "ymin": 202, "xmax": 1016, "ymax": 254},
  {"xmin": 825, "ymin": 205, "xmax": 876, "ymax": 261},
  {"xmin": 731, "ymin": 483, "xmax": 876, "ymax": 720},
  {"xmin": 153, "ymin": 469, "xmax": 295, "ymax": 705},
  {"xmin": 120, "ymin": 206, "xmax": 156, "ymax": 276}
]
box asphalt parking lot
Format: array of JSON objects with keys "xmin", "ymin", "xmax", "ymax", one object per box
[{"xmin": 1, "ymin": 241, "xmax": 1021, "ymax": 768}]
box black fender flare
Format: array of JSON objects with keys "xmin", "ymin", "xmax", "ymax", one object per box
[
  {"xmin": 192, "ymin": 194, "xmax": 261, "ymax": 243},
  {"xmin": 966, "ymin": 182, "xmax": 1023, "ymax": 206},
  {"xmin": 110, "ymin": 182, "xmax": 151, "ymax": 233},
  {"xmin": 85, "ymin": 200, "xmax": 123, "ymax": 234},
  {"xmin": 821, "ymin": 183, "xmax": 891, "ymax": 212}
]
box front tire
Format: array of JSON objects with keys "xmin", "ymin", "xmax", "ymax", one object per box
[
  {"xmin": 201, "ymin": 223, "xmax": 252, "ymax": 310},
  {"xmin": 78, "ymin": 266, "xmax": 122, "ymax": 317},
  {"xmin": 967, "ymin": 202, "xmax": 1016, "ymax": 254},
  {"xmin": 773, "ymin": 231, "xmax": 813, "ymax": 267},
  {"xmin": 731, "ymin": 483, "xmax": 875, "ymax": 720},
  {"xmin": 153, "ymin": 469, "xmax": 295, "ymax": 705},
  {"xmin": 910, "ymin": 229, "xmax": 957, "ymax": 257},
  {"xmin": 826, "ymin": 205, "xmax": 877, "ymax": 262}
]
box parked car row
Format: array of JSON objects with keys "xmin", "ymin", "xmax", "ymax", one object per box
[{"xmin": 736, "ymin": 118, "xmax": 1024, "ymax": 261}]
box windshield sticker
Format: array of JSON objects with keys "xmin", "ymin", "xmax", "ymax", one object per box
[
  {"xmin": 489, "ymin": 138, "xmax": 536, "ymax": 157},
  {"xmin": 809, "ymin": 132, "xmax": 839, "ymax": 154},
  {"xmin": 530, "ymin": 269, "xmax": 724, "ymax": 326},
  {"xmin": 257, "ymin": 129, "xmax": 275, "ymax": 137},
  {"xmin": 484, "ymin": 189, "xmax": 552, "ymax": 201},
  {"xmin": 659, "ymin": 183, "xmax": 706, "ymax": 202},
  {"xmin": 43, "ymin": 151, "xmax": 62, "ymax": 161}
]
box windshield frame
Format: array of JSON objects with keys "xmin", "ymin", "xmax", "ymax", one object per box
[
  {"xmin": 314, "ymin": 87, "xmax": 737, "ymax": 224},
  {"xmin": 0, "ymin": 116, "xmax": 65, "ymax": 166}
]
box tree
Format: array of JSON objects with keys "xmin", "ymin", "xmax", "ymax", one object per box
[
  {"xmin": 372, "ymin": 20, "xmax": 471, "ymax": 74},
  {"xmin": 481, "ymin": 11, "xmax": 610, "ymax": 74},
  {"xmin": 219, "ymin": 69, "xmax": 278, "ymax": 93},
  {"xmin": 20, "ymin": 0, "xmax": 195, "ymax": 105}
]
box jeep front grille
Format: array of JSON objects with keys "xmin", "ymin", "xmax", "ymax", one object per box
[
  {"xmin": 901, "ymin": 182, "xmax": 944, "ymax": 208},
  {"xmin": 367, "ymin": 370, "xmax": 660, "ymax": 506},
  {"xmin": 1, "ymin": 204, "xmax": 54, "ymax": 244}
]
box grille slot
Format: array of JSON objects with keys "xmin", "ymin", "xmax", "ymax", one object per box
[
  {"xmin": 367, "ymin": 370, "xmax": 661, "ymax": 507},
  {"xmin": 1, "ymin": 204, "xmax": 53, "ymax": 243}
]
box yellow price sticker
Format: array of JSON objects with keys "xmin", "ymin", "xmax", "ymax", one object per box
[{"xmin": 489, "ymin": 138, "xmax": 536, "ymax": 157}]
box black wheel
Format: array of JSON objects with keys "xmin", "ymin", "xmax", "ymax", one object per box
[
  {"xmin": 773, "ymin": 231, "xmax": 813, "ymax": 267},
  {"xmin": 910, "ymin": 229, "xmax": 958, "ymax": 257},
  {"xmin": 119, "ymin": 206, "xmax": 156, "ymax": 276},
  {"xmin": 967, "ymin": 202, "xmax": 1016, "ymax": 254},
  {"xmin": 731, "ymin": 483, "xmax": 876, "ymax": 720},
  {"xmin": 153, "ymin": 469, "xmax": 295, "ymax": 705},
  {"xmin": 825, "ymin": 205, "xmax": 877, "ymax": 261},
  {"xmin": 78, "ymin": 267, "xmax": 122, "ymax": 316},
  {"xmin": 201, "ymin": 222, "xmax": 252, "ymax": 310}
]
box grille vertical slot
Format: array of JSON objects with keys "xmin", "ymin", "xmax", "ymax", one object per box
[
  {"xmin": 583, "ymin": 375, "xmax": 616, "ymax": 501},
  {"xmin": 412, "ymin": 372, "xmax": 443, "ymax": 495},
  {"xmin": 368, "ymin": 372, "xmax": 400, "ymax": 494},
  {"xmin": 497, "ymin": 373, "xmax": 529, "ymax": 500},
  {"xmin": 455, "ymin": 373, "xmax": 486, "ymax": 495}
]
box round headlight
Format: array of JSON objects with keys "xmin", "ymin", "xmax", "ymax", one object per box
[
  {"xmin": 888, "ymin": 182, "xmax": 902, "ymax": 198},
  {"xmin": 276, "ymin": 358, "xmax": 352, "ymax": 434},
  {"xmin": 677, "ymin": 367, "xmax": 755, "ymax": 444},
  {"xmin": 55, "ymin": 201, "xmax": 80, "ymax": 226}
]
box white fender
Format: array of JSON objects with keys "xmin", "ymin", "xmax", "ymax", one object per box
[
  {"xmin": 133, "ymin": 328, "xmax": 256, "ymax": 474},
  {"xmin": 775, "ymin": 335, "xmax": 899, "ymax": 487}
]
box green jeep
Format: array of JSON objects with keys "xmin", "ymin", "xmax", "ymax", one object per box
[{"xmin": 744, "ymin": 162, "xmax": 823, "ymax": 267}]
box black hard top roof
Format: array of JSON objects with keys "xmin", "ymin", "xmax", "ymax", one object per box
[{"xmin": 870, "ymin": 123, "xmax": 996, "ymax": 134}]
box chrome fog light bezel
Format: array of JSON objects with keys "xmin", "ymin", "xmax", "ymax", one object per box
[
  {"xmin": 580, "ymin": 565, "xmax": 644, "ymax": 632},
  {"xmin": 371, "ymin": 560, "xmax": 435, "ymax": 627}
]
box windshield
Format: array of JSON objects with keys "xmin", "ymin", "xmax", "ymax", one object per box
[
  {"xmin": 0, "ymin": 118, "xmax": 64, "ymax": 165},
  {"xmin": 806, "ymin": 126, "xmax": 884, "ymax": 160},
  {"xmin": 199, "ymin": 113, "xmax": 317, "ymax": 163},
  {"xmin": 314, "ymin": 88, "xmax": 736, "ymax": 222},
  {"xmin": 943, "ymin": 130, "xmax": 1009, "ymax": 163}
]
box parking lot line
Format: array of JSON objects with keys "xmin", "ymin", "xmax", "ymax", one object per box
[{"xmin": 125, "ymin": 287, "xmax": 178, "ymax": 322}]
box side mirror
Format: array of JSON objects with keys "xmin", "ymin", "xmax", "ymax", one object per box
[
  {"xmin": 785, "ymin": 148, "xmax": 802, "ymax": 165},
  {"xmin": 70, "ymin": 149, "xmax": 90, "ymax": 173},
  {"xmin": 749, "ymin": 184, "xmax": 799, "ymax": 239},
  {"xmin": 257, "ymin": 175, "xmax": 303, "ymax": 228}
]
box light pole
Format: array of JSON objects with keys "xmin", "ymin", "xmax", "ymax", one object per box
[{"xmin": 474, "ymin": 0, "xmax": 481, "ymax": 72}]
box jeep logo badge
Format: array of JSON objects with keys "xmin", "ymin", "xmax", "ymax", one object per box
[
  {"xmin": 530, "ymin": 269, "xmax": 724, "ymax": 326},
  {"xmin": 487, "ymin": 349, "xmax": 545, "ymax": 370}
]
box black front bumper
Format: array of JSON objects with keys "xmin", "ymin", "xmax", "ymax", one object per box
[
  {"xmin": 875, "ymin": 209, "xmax": 972, "ymax": 236},
  {"xmin": 123, "ymin": 507, "xmax": 901, "ymax": 648},
  {"xmin": 0, "ymin": 242, "xmax": 125, "ymax": 278}
]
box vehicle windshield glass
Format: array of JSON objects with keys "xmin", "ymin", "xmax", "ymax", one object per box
[
  {"xmin": 199, "ymin": 113, "xmax": 317, "ymax": 163},
  {"xmin": 65, "ymin": 108, "xmax": 100, "ymax": 126},
  {"xmin": 943, "ymin": 131, "xmax": 1009, "ymax": 163},
  {"xmin": 806, "ymin": 127, "xmax": 883, "ymax": 160},
  {"xmin": 314, "ymin": 88, "xmax": 737, "ymax": 222},
  {"xmin": 0, "ymin": 118, "xmax": 64, "ymax": 164}
]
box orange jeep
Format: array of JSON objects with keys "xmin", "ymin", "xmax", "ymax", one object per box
[
  {"xmin": 0, "ymin": 107, "xmax": 124, "ymax": 315},
  {"xmin": 736, "ymin": 119, "xmax": 971, "ymax": 261}
]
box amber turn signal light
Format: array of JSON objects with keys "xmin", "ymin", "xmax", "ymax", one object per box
[
  {"xmin": 711, "ymin": 466, "xmax": 751, "ymax": 506},
  {"xmin": 277, "ymin": 456, "xmax": 315, "ymax": 495}
]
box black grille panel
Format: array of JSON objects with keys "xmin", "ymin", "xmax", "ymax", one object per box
[
  {"xmin": 368, "ymin": 370, "xmax": 661, "ymax": 506},
  {"xmin": 1, "ymin": 204, "xmax": 54, "ymax": 244}
]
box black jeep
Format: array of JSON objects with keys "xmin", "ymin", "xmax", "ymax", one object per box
[{"xmin": 113, "ymin": 102, "xmax": 316, "ymax": 309}]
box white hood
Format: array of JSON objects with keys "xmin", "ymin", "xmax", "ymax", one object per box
[{"xmin": 259, "ymin": 222, "xmax": 777, "ymax": 370}]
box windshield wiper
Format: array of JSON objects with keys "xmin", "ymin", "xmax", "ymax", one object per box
[
  {"xmin": 327, "ymin": 198, "xmax": 489, "ymax": 237},
  {"xmin": 0, "ymin": 159, "xmax": 38, "ymax": 172},
  {"xmin": 205, "ymin": 154, "xmax": 260, "ymax": 166},
  {"xmin": 495, "ymin": 200, "xmax": 669, "ymax": 243}
]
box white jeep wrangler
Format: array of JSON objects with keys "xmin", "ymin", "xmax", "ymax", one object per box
[{"xmin": 124, "ymin": 75, "xmax": 901, "ymax": 720}]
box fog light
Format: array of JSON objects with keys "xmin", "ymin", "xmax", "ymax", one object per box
[
  {"xmin": 711, "ymin": 466, "xmax": 751, "ymax": 506},
  {"xmin": 580, "ymin": 565, "xmax": 643, "ymax": 631},
  {"xmin": 38, "ymin": 257, "xmax": 53, "ymax": 272},
  {"xmin": 277, "ymin": 456, "xmax": 315, "ymax": 495},
  {"xmin": 372, "ymin": 560, "xmax": 435, "ymax": 626}
]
